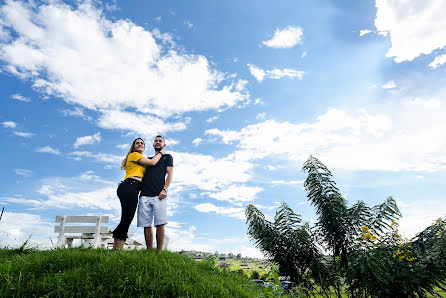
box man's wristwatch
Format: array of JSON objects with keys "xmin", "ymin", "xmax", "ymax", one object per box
[{"xmin": 163, "ymin": 188, "xmax": 167, "ymax": 193}]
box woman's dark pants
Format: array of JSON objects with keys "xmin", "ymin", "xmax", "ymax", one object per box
[{"xmin": 113, "ymin": 178, "xmax": 140, "ymax": 240}]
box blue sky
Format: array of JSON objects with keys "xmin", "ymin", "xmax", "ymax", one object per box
[{"xmin": 1, "ymin": 0, "xmax": 446, "ymax": 257}]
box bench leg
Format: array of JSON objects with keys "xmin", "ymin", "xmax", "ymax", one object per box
[{"xmin": 56, "ymin": 236, "xmax": 67, "ymax": 248}]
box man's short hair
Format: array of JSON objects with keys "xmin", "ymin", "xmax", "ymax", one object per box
[{"xmin": 155, "ymin": 135, "xmax": 165, "ymax": 142}]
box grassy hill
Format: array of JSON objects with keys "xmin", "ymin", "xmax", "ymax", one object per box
[{"xmin": 0, "ymin": 247, "xmax": 262, "ymax": 297}]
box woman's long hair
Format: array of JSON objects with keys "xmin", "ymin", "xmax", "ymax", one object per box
[{"xmin": 121, "ymin": 138, "xmax": 145, "ymax": 170}]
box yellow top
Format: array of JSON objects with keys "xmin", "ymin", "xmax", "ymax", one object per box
[{"xmin": 125, "ymin": 152, "xmax": 146, "ymax": 179}]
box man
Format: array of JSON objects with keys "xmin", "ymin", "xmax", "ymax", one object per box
[{"xmin": 137, "ymin": 135, "xmax": 173, "ymax": 253}]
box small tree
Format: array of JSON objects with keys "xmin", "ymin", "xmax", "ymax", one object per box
[{"xmin": 246, "ymin": 156, "xmax": 445, "ymax": 297}]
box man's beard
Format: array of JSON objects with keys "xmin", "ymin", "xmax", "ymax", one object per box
[{"xmin": 154, "ymin": 146, "xmax": 162, "ymax": 152}]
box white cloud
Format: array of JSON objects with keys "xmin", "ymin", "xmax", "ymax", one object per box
[
  {"xmin": 172, "ymin": 151, "xmax": 254, "ymax": 192},
  {"xmin": 262, "ymin": 25, "xmax": 303, "ymax": 48},
  {"xmin": 381, "ymin": 80, "xmax": 397, "ymax": 89},
  {"xmin": 301, "ymin": 51, "xmax": 307, "ymax": 58},
  {"xmin": 247, "ymin": 64, "xmax": 265, "ymax": 82},
  {"xmin": 98, "ymin": 110, "xmax": 188, "ymax": 137},
  {"xmin": 13, "ymin": 131, "xmax": 34, "ymax": 137},
  {"xmin": 164, "ymin": 225, "xmax": 215, "ymax": 252},
  {"xmin": 192, "ymin": 137, "xmax": 202, "ymax": 146},
  {"xmin": 207, "ymin": 100, "xmax": 446, "ymax": 172},
  {"xmin": 248, "ymin": 64, "xmax": 305, "ymax": 82},
  {"xmin": 0, "ymin": 1, "xmax": 249, "ymax": 128},
  {"xmin": 36, "ymin": 146, "xmax": 61, "ymax": 155},
  {"xmin": 73, "ymin": 132, "xmax": 102, "ymax": 148},
  {"xmin": 208, "ymin": 185, "xmax": 263, "ymax": 203},
  {"xmin": 397, "ymin": 199, "xmax": 446, "ymax": 239},
  {"xmin": 11, "ymin": 93, "xmax": 30, "ymax": 102},
  {"xmin": 116, "ymin": 143, "xmax": 129, "ymax": 150},
  {"xmin": 7, "ymin": 186, "xmax": 117, "ymax": 211},
  {"xmin": 195, "ymin": 203, "xmax": 245, "ymax": 219},
  {"xmin": 14, "ymin": 168, "xmax": 32, "ymax": 177},
  {"xmin": 3, "ymin": 172, "xmax": 118, "ymax": 211},
  {"xmin": 154, "ymin": 16, "xmax": 161, "ymax": 22},
  {"xmin": 267, "ymin": 68, "xmax": 305, "ymax": 80},
  {"xmin": 271, "ymin": 180, "xmax": 304, "ymax": 185},
  {"xmin": 61, "ymin": 106, "xmax": 91, "ymax": 120},
  {"xmin": 429, "ymin": 54, "xmax": 446, "ymax": 69},
  {"xmin": 0, "ymin": 212, "xmax": 53, "ymax": 248},
  {"xmin": 70, "ymin": 150, "xmax": 122, "ymax": 163},
  {"xmin": 374, "ymin": 0, "xmax": 446, "ymax": 62},
  {"xmin": 184, "ymin": 20, "xmax": 193, "ymax": 28},
  {"xmin": 256, "ymin": 112, "xmax": 266, "ymax": 120},
  {"xmin": 359, "ymin": 29, "xmax": 372, "ymax": 37},
  {"xmin": 206, "ymin": 115, "xmax": 219, "ymax": 123},
  {"xmin": 2, "ymin": 121, "xmax": 16, "ymax": 128}
]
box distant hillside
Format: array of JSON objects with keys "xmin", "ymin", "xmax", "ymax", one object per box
[{"xmin": 0, "ymin": 248, "xmax": 262, "ymax": 297}]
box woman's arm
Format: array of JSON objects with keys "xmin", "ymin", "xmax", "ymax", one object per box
[{"xmin": 136, "ymin": 149, "xmax": 165, "ymax": 166}]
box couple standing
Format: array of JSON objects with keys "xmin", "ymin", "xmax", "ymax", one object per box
[{"xmin": 112, "ymin": 135, "xmax": 173, "ymax": 252}]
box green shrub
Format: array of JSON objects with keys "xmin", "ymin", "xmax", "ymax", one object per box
[{"xmin": 246, "ymin": 156, "xmax": 446, "ymax": 297}]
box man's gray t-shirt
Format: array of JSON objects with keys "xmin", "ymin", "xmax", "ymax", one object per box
[{"xmin": 140, "ymin": 154, "xmax": 173, "ymax": 197}]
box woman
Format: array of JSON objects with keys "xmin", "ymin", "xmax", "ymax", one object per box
[{"xmin": 113, "ymin": 138, "xmax": 164, "ymax": 250}]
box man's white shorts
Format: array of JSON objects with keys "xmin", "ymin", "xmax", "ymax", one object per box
[{"xmin": 137, "ymin": 196, "xmax": 168, "ymax": 227}]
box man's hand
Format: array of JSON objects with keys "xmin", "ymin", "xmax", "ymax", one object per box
[{"xmin": 159, "ymin": 189, "xmax": 167, "ymax": 200}]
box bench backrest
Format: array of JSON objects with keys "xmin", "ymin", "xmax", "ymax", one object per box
[
  {"xmin": 54, "ymin": 225, "xmax": 110, "ymax": 233},
  {"xmin": 54, "ymin": 216, "xmax": 110, "ymax": 234},
  {"xmin": 55, "ymin": 216, "xmax": 109, "ymax": 223}
]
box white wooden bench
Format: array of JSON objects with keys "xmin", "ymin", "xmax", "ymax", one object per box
[{"xmin": 54, "ymin": 215, "xmax": 112, "ymax": 248}]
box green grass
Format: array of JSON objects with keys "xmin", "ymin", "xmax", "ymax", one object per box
[
  {"xmin": 216, "ymin": 259, "xmax": 271, "ymax": 278},
  {"xmin": 0, "ymin": 248, "xmax": 262, "ymax": 297}
]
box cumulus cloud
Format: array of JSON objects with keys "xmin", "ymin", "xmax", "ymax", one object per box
[
  {"xmin": 98, "ymin": 110, "xmax": 187, "ymax": 137},
  {"xmin": 248, "ymin": 64, "xmax": 305, "ymax": 82},
  {"xmin": 61, "ymin": 106, "xmax": 92, "ymax": 121},
  {"xmin": 36, "ymin": 146, "xmax": 61, "ymax": 155},
  {"xmin": 13, "ymin": 131, "xmax": 35, "ymax": 137},
  {"xmin": 70, "ymin": 150, "xmax": 122, "ymax": 163},
  {"xmin": 374, "ymin": 0, "xmax": 446, "ymax": 62},
  {"xmin": 381, "ymin": 80, "xmax": 397, "ymax": 89},
  {"xmin": 73, "ymin": 132, "xmax": 102, "ymax": 148},
  {"xmin": 2, "ymin": 121, "xmax": 16, "ymax": 128},
  {"xmin": 192, "ymin": 137, "xmax": 202, "ymax": 146},
  {"xmin": 256, "ymin": 112, "xmax": 266, "ymax": 120},
  {"xmin": 0, "ymin": 212, "xmax": 54, "ymax": 248},
  {"xmin": 397, "ymin": 199, "xmax": 446, "ymax": 239},
  {"xmin": 359, "ymin": 29, "xmax": 372, "ymax": 36},
  {"xmin": 207, "ymin": 185, "xmax": 263, "ymax": 203},
  {"xmin": 429, "ymin": 54, "xmax": 446, "ymax": 69},
  {"xmin": 0, "ymin": 0, "xmax": 249, "ymax": 133},
  {"xmin": 206, "ymin": 115, "xmax": 219, "ymax": 123},
  {"xmin": 195, "ymin": 203, "xmax": 245, "ymax": 219},
  {"xmin": 3, "ymin": 172, "xmax": 117, "ymax": 211},
  {"xmin": 271, "ymin": 180, "xmax": 304, "ymax": 185},
  {"xmin": 206, "ymin": 99, "xmax": 446, "ymax": 172},
  {"xmin": 247, "ymin": 64, "xmax": 265, "ymax": 82},
  {"xmin": 11, "ymin": 93, "xmax": 30, "ymax": 102},
  {"xmin": 116, "ymin": 143, "xmax": 129, "ymax": 150},
  {"xmin": 262, "ymin": 25, "xmax": 303, "ymax": 48}
]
